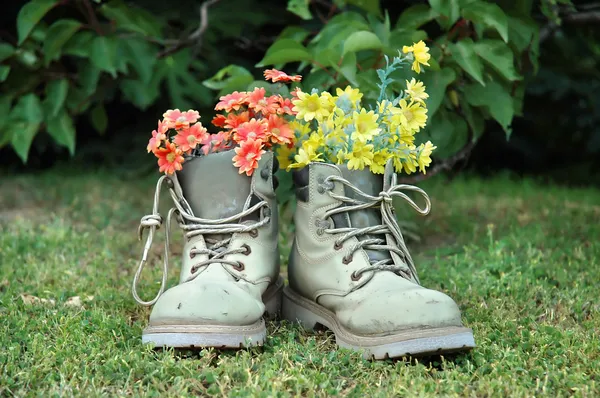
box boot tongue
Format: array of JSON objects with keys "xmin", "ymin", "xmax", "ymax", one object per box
[
  {"xmin": 338, "ymin": 166, "xmax": 390, "ymax": 263},
  {"xmin": 176, "ymin": 150, "xmax": 251, "ymax": 219}
]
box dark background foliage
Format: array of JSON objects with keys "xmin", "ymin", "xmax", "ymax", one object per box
[{"xmin": 1, "ymin": 0, "xmax": 599, "ymax": 185}]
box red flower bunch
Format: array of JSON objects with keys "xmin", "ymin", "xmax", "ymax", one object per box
[{"xmin": 148, "ymin": 69, "xmax": 301, "ymax": 176}]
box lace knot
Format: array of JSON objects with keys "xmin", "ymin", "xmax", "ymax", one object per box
[
  {"xmin": 379, "ymin": 191, "xmax": 393, "ymax": 204},
  {"xmin": 140, "ymin": 214, "xmax": 163, "ymax": 228}
]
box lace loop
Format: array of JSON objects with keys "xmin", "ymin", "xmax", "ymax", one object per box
[
  {"xmin": 321, "ymin": 175, "xmax": 431, "ymax": 284},
  {"xmin": 132, "ymin": 176, "xmax": 270, "ymax": 306}
]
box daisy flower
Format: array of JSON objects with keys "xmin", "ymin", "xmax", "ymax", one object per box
[
  {"xmin": 402, "ymin": 41, "xmax": 431, "ymax": 74},
  {"xmin": 211, "ymin": 114, "xmax": 227, "ymax": 128},
  {"xmin": 147, "ymin": 120, "xmax": 167, "ymax": 153},
  {"xmin": 266, "ymin": 114, "xmax": 294, "ymax": 146},
  {"xmin": 163, "ymin": 109, "xmax": 200, "ymax": 130},
  {"xmin": 247, "ymin": 87, "xmax": 279, "ymax": 115},
  {"xmin": 233, "ymin": 138, "xmax": 265, "ymax": 176},
  {"xmin": 155, "ymin": 142, "xmax": 185, "ymax": 175},
  {"xmin": 215, "ymin": 91, "xmax": 248, "ymax": 112},
  {"xmin": 233, "ymin": 119, "xmax": 269, "ymax": 143},
  {"xmin": 225, "ymin": 111, "xmax": 250, "ymax": 130},
  {"xmin": 174, "ymin": 123, "xmax": 209, "ymax": 153}
]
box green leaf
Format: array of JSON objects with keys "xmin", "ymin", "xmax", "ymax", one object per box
[
  {"xmin": 90, "ymin": 104, "xmax": 108, "ymax": 135},
  {"xmin": 120, "ymin": 79, "xmax": 156, "ymax": 109},
  {"xmin": 421, "ymin": 109, "xmax": 468, "ymax": 158},
  {"xmin": 429, "ymin": 0, "xmax": 460, "ymax": 29},
  {"xmin": 10, "ymin": 121, "xmax": 40, "ymax": 162},
  {"xmin": 90, "ymin": 36, "xmax": 118, "ymax": 77},
  {"xmin": 396, "ymin": 4, "xmax": 439, "ymax": 30},
  {"xmin": 344, "ymin": 0, "xmax": 381, "ymax": 16},
  {"xmin": 44, "ymin": 78, "xmax": 69, "ymax": 118},
  {"xmin": 100, "ymin": 0, "xmax": 162, "ymax": 37},
  {"xmin": 474, "ymin": 39, "xmax": 521, "ymax": 81},
  {"xmin": 342, "ymin": 31, "xmax": 382, "ymax": 56},
  {"xmin": 462, "ymin": 2, "xmax": 508, "ymax": 42},
  {"xmin": 277, "ymin": 26, "xmax": 311, "ymax": 42},
  {"xmin": 462, "ymin": 102, "xmax": 485, "ymax": 138},
  {"xmin": 17, "ymin": 0, "xmax": 58, "ymax": 45},
  {"xmin": 448, "ymin": 39, "xmax": 485, "ymax": 86},
  {"xmin": 508, "ymin": 16, "xmax": 538, "ymax": 52},
  {"xmin": 287, "ymin": 0, "xmax": 312, "ymax": 20},
  {"xmin": 43, "ymin": 19, "xmax": 82, "ymax": 65},
  {"xmin": 256, "ymin": 39, "xmax": 312, "ymax": 67},
  {"xmin": 335, "ymin": 52, "xmax": 358, "ymax": 85},
  {"xmin": 420, "ymin": 67, "xmax": 457, "ymax": 116},
  {"xmin": 12, "ymin": 93, "xmax": 44, "ymax": 124},
  {"xmin": 0, "ymin": 96, "xmax": 13, "ymax": 136},
  {"xmin": 464, "ymin": 80, "xmax": 514, "ymax": 135},
  {"xmin": 79, "ymin": 62, "xmax": 102, "ymax": 95},
  {"xmin": 0, "ymin": 66, "xmax": 10, "ymax": 82},
  {"xmin": 124, "ymin": 38, "xmax": 157, "ymax": 84},
  {"xmin": 0, "ymin": 43, "xmax": 15, "ymax": 62},
  {"xmin": 63, "ymin": 31, "xmax": 94, "ymax": 57},
  {"xmin": 203, "ymin": 64, "xmax": 254, "ymax": 97},
  {"xmin": 46, "ymin": 110, "xmax": 76, "ymax": 154}
]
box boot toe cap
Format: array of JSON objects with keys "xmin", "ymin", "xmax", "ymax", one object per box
[
  {"xmin": 339, "ymin": 287, "xmax": 464, "ymax": 336},
  {"xmin": 149, "ymin": 282, "xmax": 264, "ymax": 327}
]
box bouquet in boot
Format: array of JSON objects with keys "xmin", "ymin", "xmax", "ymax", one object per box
[{"xmin": 146, "ymin": 40, "xmax": 435, "ymax": 177}]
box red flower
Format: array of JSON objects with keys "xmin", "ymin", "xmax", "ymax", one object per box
[
  {"xmin": 155, "ymin": 142, "xmax": 184, "ymax": 175},
  {"xmin": 264, "ymin": 69, "xmax": 302, "ymax": 83},
  {"xmin": 246, "ymin": 87, "xmax": 279, "ymax": 115},
  {"xmin": 225, "ymin": 111, "xmax": 250, "ymax": 130},
  {"xmin": 233, "ymin": 138, "xmax": 265, "ymax": 176},
  {"xmin": 276, "ymin": 96, "xmax": 295, "ymax": 116},
  {"xmin": 212, "ymin": 114, "xmax": 227, "ymax": 128}
]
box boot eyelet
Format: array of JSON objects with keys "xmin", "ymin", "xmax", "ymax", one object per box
[
  {"xmin": 189, "ymin": 247, "xmax": 196, "ymax": 259},
  {"xmin": 241, "ymin": 244, "xmax": 251, "ymax": 255},
  {"xmin": 317, "ymin": 185, "xmax": 325, "ymax": 194},
  {"xmin": 233, "ymin": 262, "xmax": 245, "ymax": 271},
  {"xmin": 249, "ymin": 229, "xmax": 259, "ymax": 238},
  {"xmin": 351, "ymin": 271, "xmax": 361, "ymax": 281},
  {"xmin": 342, "ymin": 256, "xmax": 352, "ymax": 265},
  {"xmin": 317, "ymin": 175, "xmax": 325, "ymax": 184},
  {"xmin": 260, "ymin": 167, "xmax": 270, "ymax": 180},
  {"xmin": 333, "ymin": 241, "xmax": 343, "ymax": 250}
]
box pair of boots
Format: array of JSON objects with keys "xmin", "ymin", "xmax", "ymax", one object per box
[{"xmin": 133, "ymin": 150, "xmax": 475, "ymax": 359}]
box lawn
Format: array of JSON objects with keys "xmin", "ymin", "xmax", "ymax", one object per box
[{"xmin": 0, "ymin": 169, "xmax": 599, "ymax": 397}]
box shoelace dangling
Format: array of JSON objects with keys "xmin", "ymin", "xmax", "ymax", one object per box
[
  {"xmin": 132, "ymin": 176, "xmax": 270, "ymax": 306},
  {"xmin": 318, "ymin": 173, "xmax": 430, "ymax": 284}
]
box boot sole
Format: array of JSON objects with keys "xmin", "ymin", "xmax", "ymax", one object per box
[
  {"xmin": 282, "ymin": 286, "xmax": 476, "ymax": 359},
  {"xmin": 142, "ymin": 276, "xmax": 283, "ymax": 349}
]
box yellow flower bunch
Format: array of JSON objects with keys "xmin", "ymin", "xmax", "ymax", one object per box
[{"xmin": 277, "ymin": 41, "xmax": 437, "ymax": 175}]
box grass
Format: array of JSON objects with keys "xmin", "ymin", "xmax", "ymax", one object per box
[{"xmin": 0, "ymin": 169, "xmax": 599, "ymax": 397}]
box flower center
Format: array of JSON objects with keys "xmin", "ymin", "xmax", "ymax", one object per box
[
  {"xmin": 167, "ymin": 153, "xmax": 176, "ymax": 163},
  {"xmin": 271, "ymin": 128, "xmax": 280, "ymax": 136},
  {"xmin": 307, "ymin": 100, "xmax": 319, "ymax": 112},
  {"xmin": 187, "ymin": 134, "xmax": 196, "ymax": 144},
  {"xmin": 403, "ymin": 110, "xmax": 414, "ymax": 122}
]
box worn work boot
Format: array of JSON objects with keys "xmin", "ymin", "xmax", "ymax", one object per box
[
  {"xmin": 282, "ymin": 161, "xmax": 475, "ymax": 359},
  {"xmin": 133, "ymin": 150, "xmax": 282, "ymax": 348}
]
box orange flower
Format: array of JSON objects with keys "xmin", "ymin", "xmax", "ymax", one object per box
[
  {"xmin": 215, "ymin": 91, "xmax": 247, "ymax": 112},
  {"xmin": 246, "ymin": 87, "xmax": 279, "ymax": 115},
  {"xmin": 157, "ymin": 119, "xmax": 169, "ymax": 134},
  {"xmin": 212, "ymin": 114, "xmax": 227, "ymax": 128},
  {"xmin": 264, "ymin": 69, "xmax": 302, "ymax": 83},
  {"xmin": 233, "ymin": 119, "xmax": 268, "ymax": 143},
  {"xmin": 266, "ymin": 115, "xmax": 294, "ymax": 146},
  {"xmin": 233, "ymin": 138, "xmax": 265, "ymax": 176},
  {"xmin": 225, "ymin": 111, "xmax": 250, "ymax": 130},
  {"xmin": 174, "ymin": 123, "xmax": 209, "ymax": 154},
  {"xmin": 155, "ymin": 142, "xmax": 184, "ymax": 175},
  {"xmin": 276, "ymin": 96, "xmax": 295, "ymax": 115},
  {"xmin": 163, "ymin": 109, "xmax": 200, "ymax": 130}
]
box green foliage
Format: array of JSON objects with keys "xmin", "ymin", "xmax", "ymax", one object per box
[
  {"xmin": 207, "ymin": 0, "xmax": 542, "ymax": 161},
  {"xmin": 1, "ymin": 0, "xmax": 213, "ymax": 162}
]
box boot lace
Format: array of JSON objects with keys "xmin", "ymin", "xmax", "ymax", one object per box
[
  {"xmin": 132, "ymin": 175, "xmax": 270, "ymax": 306},
  {"xmin": 318, "ymin": 173, "xmax": 430, "ymax": 284}
]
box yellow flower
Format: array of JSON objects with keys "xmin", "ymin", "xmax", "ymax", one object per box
[
  {"xmin": 370, "ymin": 149, "xmax": 390, "ymax": 174},
  {"xmin": 335, "ymin": 86, "xmax": 363, "ymax": 108},
  {"xmin": 346, "ymin": 142, "xmax": 374, "ymax": 170},
  {"xmin": 304, "ymin": 131, "xmax": 325, "ymax": 151},
  {"xmin": 320, "ymin": 91, "xmax": 336, "ymax": 112},
  {"xmin": 416, "ymin": 141, "xmax": 436, "ymax": 173},
  {"xmin": 403, "ymin": 156, "xmax": 418, "ymax": 174},
  {"xmin": 289, "ymin": 120, "xmax": 312, "ymax": 140},
  {"xmin": 351, "ymin": 108, "xmax": 380, "ymax": 142},
  {"xmin": 405, "ymin": 78, "xmax": 429, "ymax": 104},
  {"xmin": 292, "ymin": 91, "xmax": 331, "ymax": 122},
  {"xmin": 334, "ymin": 148, "xmax": 347, "ymax": 165},
  {"xmin": 288, "ymin": 143, "xmax": 323, "ymax": 170},
  {"xmin": 402, "ymin": 40, "xmax": 431, "ymax": 74},
  {"xmin": 276, "ymin": 145, "xmax": 294, "ymax": 170},
  {"xmin": 398, "ymin": 125, "xmax": 416, "ymax": 146},
  {"xmin": 377, "ymin": 100, "xmax": 401, "ymax": 115},
  {"xmin": 398, "ymin": 99, "xmax": 428, "ymax": 132}
]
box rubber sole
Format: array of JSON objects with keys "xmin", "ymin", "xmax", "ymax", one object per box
[
  {"xmin": 142, "ymin": 277, "xmax": 283, "ymax": 349},
  {"xmin": 282, "ymin": 286, "xmax": 476, "ymax": 359}
]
